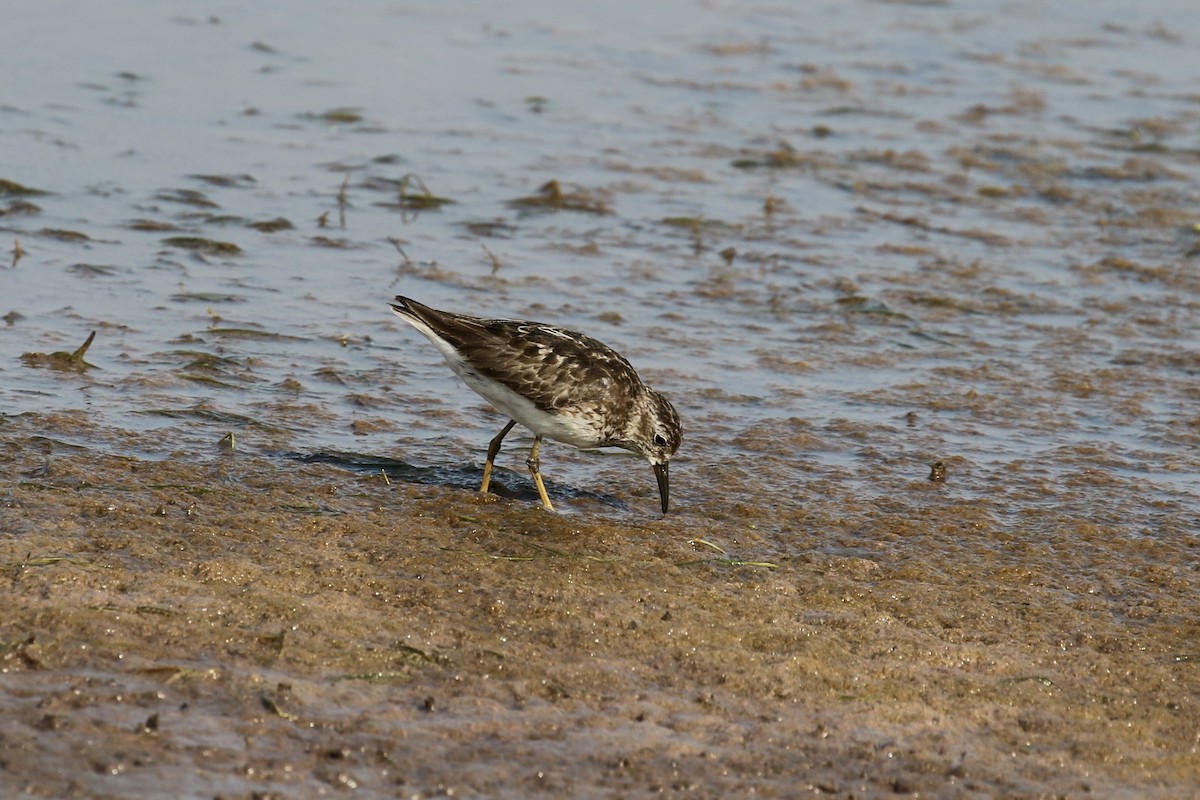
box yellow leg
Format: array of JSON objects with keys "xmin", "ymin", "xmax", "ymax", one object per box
[
  {"xmin": 526, "ymin": 435, "xmax": 555, "ymax": 511},
  {"xmin": 480, "ymin": 420, "xmax": 517, "ymax": 495}
]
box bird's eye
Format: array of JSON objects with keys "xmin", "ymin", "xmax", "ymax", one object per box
[{"xmin": 653, "ymin": 434, "xmax": 667, "ymax": 447}]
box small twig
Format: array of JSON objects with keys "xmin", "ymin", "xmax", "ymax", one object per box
[
  {"xmin": 481, "ymin": 243, "xmax": 502, "ymax": 275},
  {"xmin": 388, "ymin": 237, "xmax": 412, "ymax": 268},
  {"xmin": 337, "ymin": 173, "xmax": 350, "ymax": 228},
  {"xmin": 71, "ymin": 331, "xmax": 97, "ymax": 361},
  {"xmin": 398, "ymin": 173, "xmax": 430, "ymax": 200},
  {"xmin": 398, "ymin": 173, "xmax": 430, "ymax": 224}
]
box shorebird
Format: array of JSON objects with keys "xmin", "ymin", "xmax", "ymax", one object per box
[{"xmin": 389, "ymin": 296, "xmax": 681, "ymax": 513}]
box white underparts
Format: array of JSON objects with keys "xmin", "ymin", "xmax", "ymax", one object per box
[{"xmin": 398, "ymin": 312, "xmax": 605, "ymax": 449}]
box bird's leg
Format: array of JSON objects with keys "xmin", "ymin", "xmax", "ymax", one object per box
[
  {"xmin": 526, "ymin": 435, "xmax": 555, "ymax": 511},
  {"xmin": 480, "ymin": 420, "xmax": 517, "ymax": 495}
]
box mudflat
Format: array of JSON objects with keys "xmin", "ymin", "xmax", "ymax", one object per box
[{"xmin": 3, "ymin": 412, "xmax": 1197, "ymax": 798}]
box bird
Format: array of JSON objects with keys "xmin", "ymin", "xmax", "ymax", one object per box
[{"xmin": 389, "ymin": 295, "xmax": 682, "ymax": 513}]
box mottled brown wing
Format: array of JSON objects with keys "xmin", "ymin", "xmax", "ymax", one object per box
[
  {"xmin": 399, "ymin": 298, "xmax": 642, "ymax": 414},
  {"xmin": 463, "ymin": 320, "xmax": 642, "ymax": 414}
]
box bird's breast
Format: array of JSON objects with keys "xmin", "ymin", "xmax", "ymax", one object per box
[{"xmin": 456, "ymin": 366, "xmax": 606, "ymax": 448}]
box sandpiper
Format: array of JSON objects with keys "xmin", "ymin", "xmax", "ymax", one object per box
[{"xmin": 389, "ymin": 296, "xmax": 682, "ymax": 513}]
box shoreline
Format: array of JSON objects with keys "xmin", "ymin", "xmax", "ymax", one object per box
[{"xmin": 3, "ymin": 413, "xmax": 1197, "ymax": 797}]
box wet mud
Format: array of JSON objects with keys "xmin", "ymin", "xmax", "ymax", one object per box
[{"xmin": 3, "ymin": 412, "xmax": 1199, "ymax": 798}]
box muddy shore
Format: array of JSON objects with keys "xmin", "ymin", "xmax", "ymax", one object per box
[{"xmin": 3, "ymin": 412, "xmax": 1197, "ymax": 799}]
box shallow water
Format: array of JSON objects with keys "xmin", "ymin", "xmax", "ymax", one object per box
[{"xmin": 2, "ymin": 1, "xmax": 1199, "ymax": 797}]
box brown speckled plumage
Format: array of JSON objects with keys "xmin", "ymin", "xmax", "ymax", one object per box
[{"xmin": 390, "ymin": 296, "xmax": 681, "ymax": 513}]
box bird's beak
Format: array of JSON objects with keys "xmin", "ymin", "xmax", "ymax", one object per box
[{"xmin": 653, "ymin": 461, "xmax": 669, "ymax": 514}]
